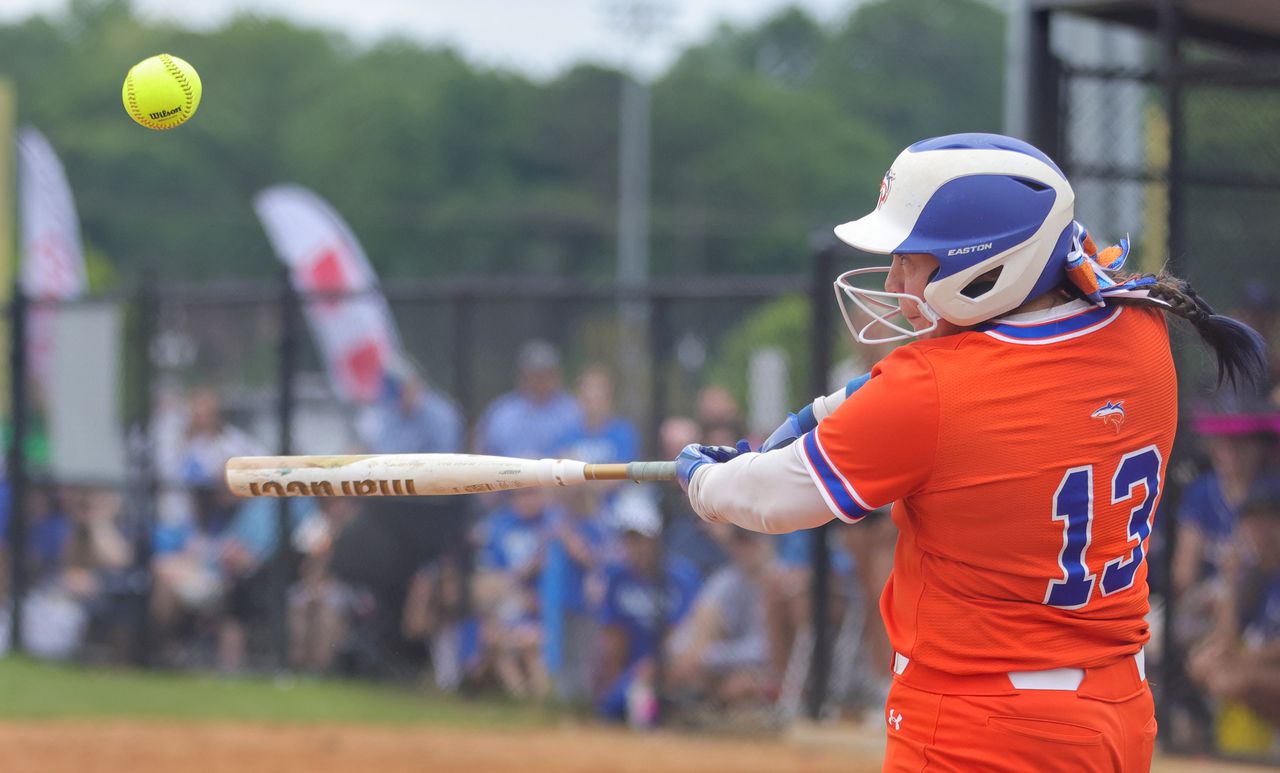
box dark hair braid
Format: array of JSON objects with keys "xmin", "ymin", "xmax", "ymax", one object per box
[{"xmin": 1122, "ymin": 273, "xmax": 1269, "ymax": 390}]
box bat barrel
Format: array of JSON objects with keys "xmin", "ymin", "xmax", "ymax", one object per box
[{"xmin": 226, "ymin": 453, "xmax": 675, "ymax": 497}]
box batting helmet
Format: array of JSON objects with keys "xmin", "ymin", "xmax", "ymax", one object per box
[{"xmin": 833, "ymin": 133, "xmax": 1076, "ymax": 342}]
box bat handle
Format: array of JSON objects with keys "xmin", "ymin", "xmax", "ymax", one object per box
[{"xmin": 584, "ymin": 461, "xmax": 677, "ymax": 483}]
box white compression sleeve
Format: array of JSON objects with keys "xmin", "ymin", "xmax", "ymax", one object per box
[
  {"xmin": 686, "ymin": 442, "xmax": 833, "ymax": 534},
  {"xmin": 810, "ymin": 387, "xmax": 848, "ymax": 423}
]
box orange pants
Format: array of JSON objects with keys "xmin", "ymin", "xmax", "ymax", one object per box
[{"xmin": 882, "ymin": 654, "xmax": 1157, "ymax": 772}]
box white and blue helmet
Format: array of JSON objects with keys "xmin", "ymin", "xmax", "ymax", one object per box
[{"xmin": 834, "ymin": 133, "xmax": 1076, "ymax": 342}]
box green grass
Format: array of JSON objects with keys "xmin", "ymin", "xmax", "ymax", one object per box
[{"xmin": 0, "ymin": 657, "xmax": 551, "ymax": 727}]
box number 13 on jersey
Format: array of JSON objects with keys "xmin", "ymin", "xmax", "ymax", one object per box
[{"xmin": 1045, "ymin": 446, "xmax": 1163, "ymax": 610}]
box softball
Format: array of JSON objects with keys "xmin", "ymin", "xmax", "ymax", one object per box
[{"xmin": 121, "ymin": 54, "xmax": 202, "ymax": 130}]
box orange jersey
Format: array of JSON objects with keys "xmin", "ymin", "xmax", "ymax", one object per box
[{"xmin": 801, "ymin": 302, "xmax": 1176, "ymax": 674}]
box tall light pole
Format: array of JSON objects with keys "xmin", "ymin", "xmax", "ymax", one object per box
[{"xmin": 604, "ymin": 0, "xmax": 671, "ymax": 423}]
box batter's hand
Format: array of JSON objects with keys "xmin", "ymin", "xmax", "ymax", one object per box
[{"xmin": 675, "ymin": 440, "xmax": 751, "ymax": 492}]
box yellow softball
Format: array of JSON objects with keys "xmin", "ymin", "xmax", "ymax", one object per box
[{"xmin": 122, "ymin": 54, "xmax": 202, "ymax": 131}]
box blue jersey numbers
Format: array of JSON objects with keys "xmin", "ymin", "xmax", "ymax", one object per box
[{"xmin": 1044, "ymin": 446, "xmax": 1162, "ymax": 610}]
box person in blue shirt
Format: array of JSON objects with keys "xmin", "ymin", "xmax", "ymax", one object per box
[
  {"xmin": 475, "ymin": 340, "xmax": 582, "ymax": 460},
  {"xmin": 1187, "ymin": 485, "xmax": 1280, "ymax": 748},
  {"xmin": 555, "ymin": 365, "xmax": 638, "ymax": 467},
  {"xmin": 541, "ymin": 365, "xmax": 637, "ymax": 697},
  {"xmin": 594, "ymin": 494, "xmax": 700, "ymax": 726},
  {"xmin": 540, "ymin": 486, "xmax": 612, "ymax": 701},
  {"xmin": 473, "ymin": 487, "xmax": 553, "ymax": 700},
  {"xmin": 361, "ymin": 360, "xmax": 463, "ymax": 454},
  {"xmin": 1174, "ymin": 414, "xmax": 1280, "ymax": 600}
]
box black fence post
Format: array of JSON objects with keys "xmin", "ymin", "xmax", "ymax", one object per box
[
  {"xmin": 1161, "ymin": 0, "xmax": 1185, "ymax": 278},
  {"xmin": 1027, "ymin": 8, "xmax": 1062, "ymax": 160},
  {"xmin": 806, "ymin": 239, "xmax": 837, "ymax": 720},
  {"xmin": 272, "ymin": 272, "xmax": 299, "ymax": 672},
  {"xmin": 7, "ymin": 285, "xmax": 28, "ymax": 654}
]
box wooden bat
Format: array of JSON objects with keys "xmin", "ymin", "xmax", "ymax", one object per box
[{"xmin": 225, "ymin": 453, "xmax": 677, "ymax": 498}]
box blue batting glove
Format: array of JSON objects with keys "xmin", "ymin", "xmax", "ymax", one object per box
[{"xmin": 675, "ymin": 441, "xmax": 750, "ymax": 493}]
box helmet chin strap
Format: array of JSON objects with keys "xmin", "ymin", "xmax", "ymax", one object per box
[{"xmin": 834, "ymin": 267, "xmax": 940, "ymax": 345}]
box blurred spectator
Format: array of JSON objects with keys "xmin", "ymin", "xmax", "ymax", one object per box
[
  {"xmin": 472, "ymin": 488, "xmax": 553, "ymax": 699},
  {"xmin": 540, "ymin": 486, "xmax": 612, "ymax": 702},
  {"xmin": 402, "ymin": 552, "xmax": 476, "ymax": 691},
  {"xmin": 668, "ymin": 526, "xmax": 780, "ymax": 708},
  {"xmin": 475, "ymin": 340, "xmax": 582, "ymax": 459},
  {"xmin": 60, "ymin": 488, "xmax": 134, "ymax": 659},
  {"xmin": 150, "ymin": 502, "xmax": 229, "ymax": 666},
  {"xmin": 594, "ymin": 494, "xmax": 700, "ymax": 727},
  {"xmin": 9, "ymin": 487, "xmax": 133, "ymax": 661},
  {"xmin": 761, "ymin": 525, "xmax": 856, "ymax": 714},
  {"xmin": 1168, "ymin": 407, "xmax": 1280, "ymax": 750},
  {"xmin": 656, "ymin": 416, "xmax": 727, "ymax": 580},
  {"xmin": 289, "ymin": 498, "xmax": 367, "ymax": 675},
  {"xmin": 152, "ymin": 388, "xmax": 265, "ymax": 669},
  {"xmin": 1174, "ymin": 412, "xmax": 1280, "ymax": 614},
  {"xmin": 539, "ymin": 365, "xmax": 637, "ymax": 699},
  {"xmin": 360, "ymin": 359, "xmax": 463, "ymax": 454},
  {"xmin": 23, "ymin": 485, "xmax": 72, "ymax": 586},
  {"xmin": 216, "ymin": 496, "xmax": 322, "ymax": 672},
  {"xmin": 1187, "ymin": 484, "xmax": 1280, "ymax": 758},
  {"xmin": 695, "ymin": 385, "xmax": 741, "ymax": 430},
  {"xmin": 556, "ymin": 365, "xmax": 638, "ymax": 466},
  {"xmin": 179, "ymin": 389, "xmax": 264, "ymax": 490}
]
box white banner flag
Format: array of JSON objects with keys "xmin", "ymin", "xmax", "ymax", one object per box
[
  {"xmin": 253, "ymin": 185, "xmax": 402, "ymax": 404},
  {"xmin": 17, "ymin": 126, "xmax": 88, "ymax": 387}
]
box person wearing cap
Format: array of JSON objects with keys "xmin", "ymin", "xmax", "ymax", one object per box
[
  {"xmin": 1173, "ymin": 409, "xmax": 1280, "ymax": 600},
  {"xmin": 594, "ymin": 491, "xmax": 700, "ymax": 727},
  {"xmin": 474, "ymin": 339, "xmax": 583, "ymax": 460}
]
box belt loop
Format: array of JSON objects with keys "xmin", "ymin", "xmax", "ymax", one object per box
[{"xmin": 1135, "ymin": 647, "xmax": 1146, "ymax": 681}]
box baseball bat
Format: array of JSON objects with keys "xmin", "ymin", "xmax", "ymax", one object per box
[{"xmin": 225, "ymin": 453, "xmax": 677, "ymax": 498}]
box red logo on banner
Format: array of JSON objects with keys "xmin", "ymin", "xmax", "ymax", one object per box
[
  {"xmin": 306, "ymin": 248, "xmax": 349, "ymax": 314},
  {"xmin": 344, "ymin": 339, "xmax": 383, "ymax": 402}
]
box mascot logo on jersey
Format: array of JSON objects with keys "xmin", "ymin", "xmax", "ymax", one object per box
[
  {"xmin": 877, "ymin": 169, "xmax": 895, "ymax": 210},
  {"xmin": 1091, "ymin": 401, "xmax": 1126, "ymax": 433}
]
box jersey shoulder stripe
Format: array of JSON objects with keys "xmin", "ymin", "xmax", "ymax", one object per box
[
  {"xmin": 799, "ymin": 430, "xmax": 870, "ymax": 523},
  {"xmin": 978, "ymin": 305, "xmax": 1122, "ymax": 345}
]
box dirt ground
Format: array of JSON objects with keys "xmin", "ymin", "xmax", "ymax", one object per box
[{"xmin": 0, "ymin": 720, "xmax": 1272, "ymax": 773}]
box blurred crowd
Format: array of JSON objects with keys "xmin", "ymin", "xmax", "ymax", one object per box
[
  {"xmin": 1164, "ymin": 280, "xmax": 1280, "ymax": 759},
  {"xmin": 0, "ymin": 281, "xmax": 1278, "ymax": 748}
]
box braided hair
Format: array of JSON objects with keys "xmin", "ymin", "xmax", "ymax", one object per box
[{"xmin": 1113, "ymin": 273, "xmax": 1269, "ymax": 390}]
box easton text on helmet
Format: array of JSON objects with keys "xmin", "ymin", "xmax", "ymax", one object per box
[{"xmin": 946, "ymin": 242, "xmax": 994, "ymax": 256}]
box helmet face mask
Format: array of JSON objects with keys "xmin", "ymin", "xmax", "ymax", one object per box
[
  {"xmin": 835, "ymin": 266, "xmax": 940, "ymax": 345},
  {"xmin": 833, "ymin": 133, "xmax": 1075, "ymax": 343}
]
